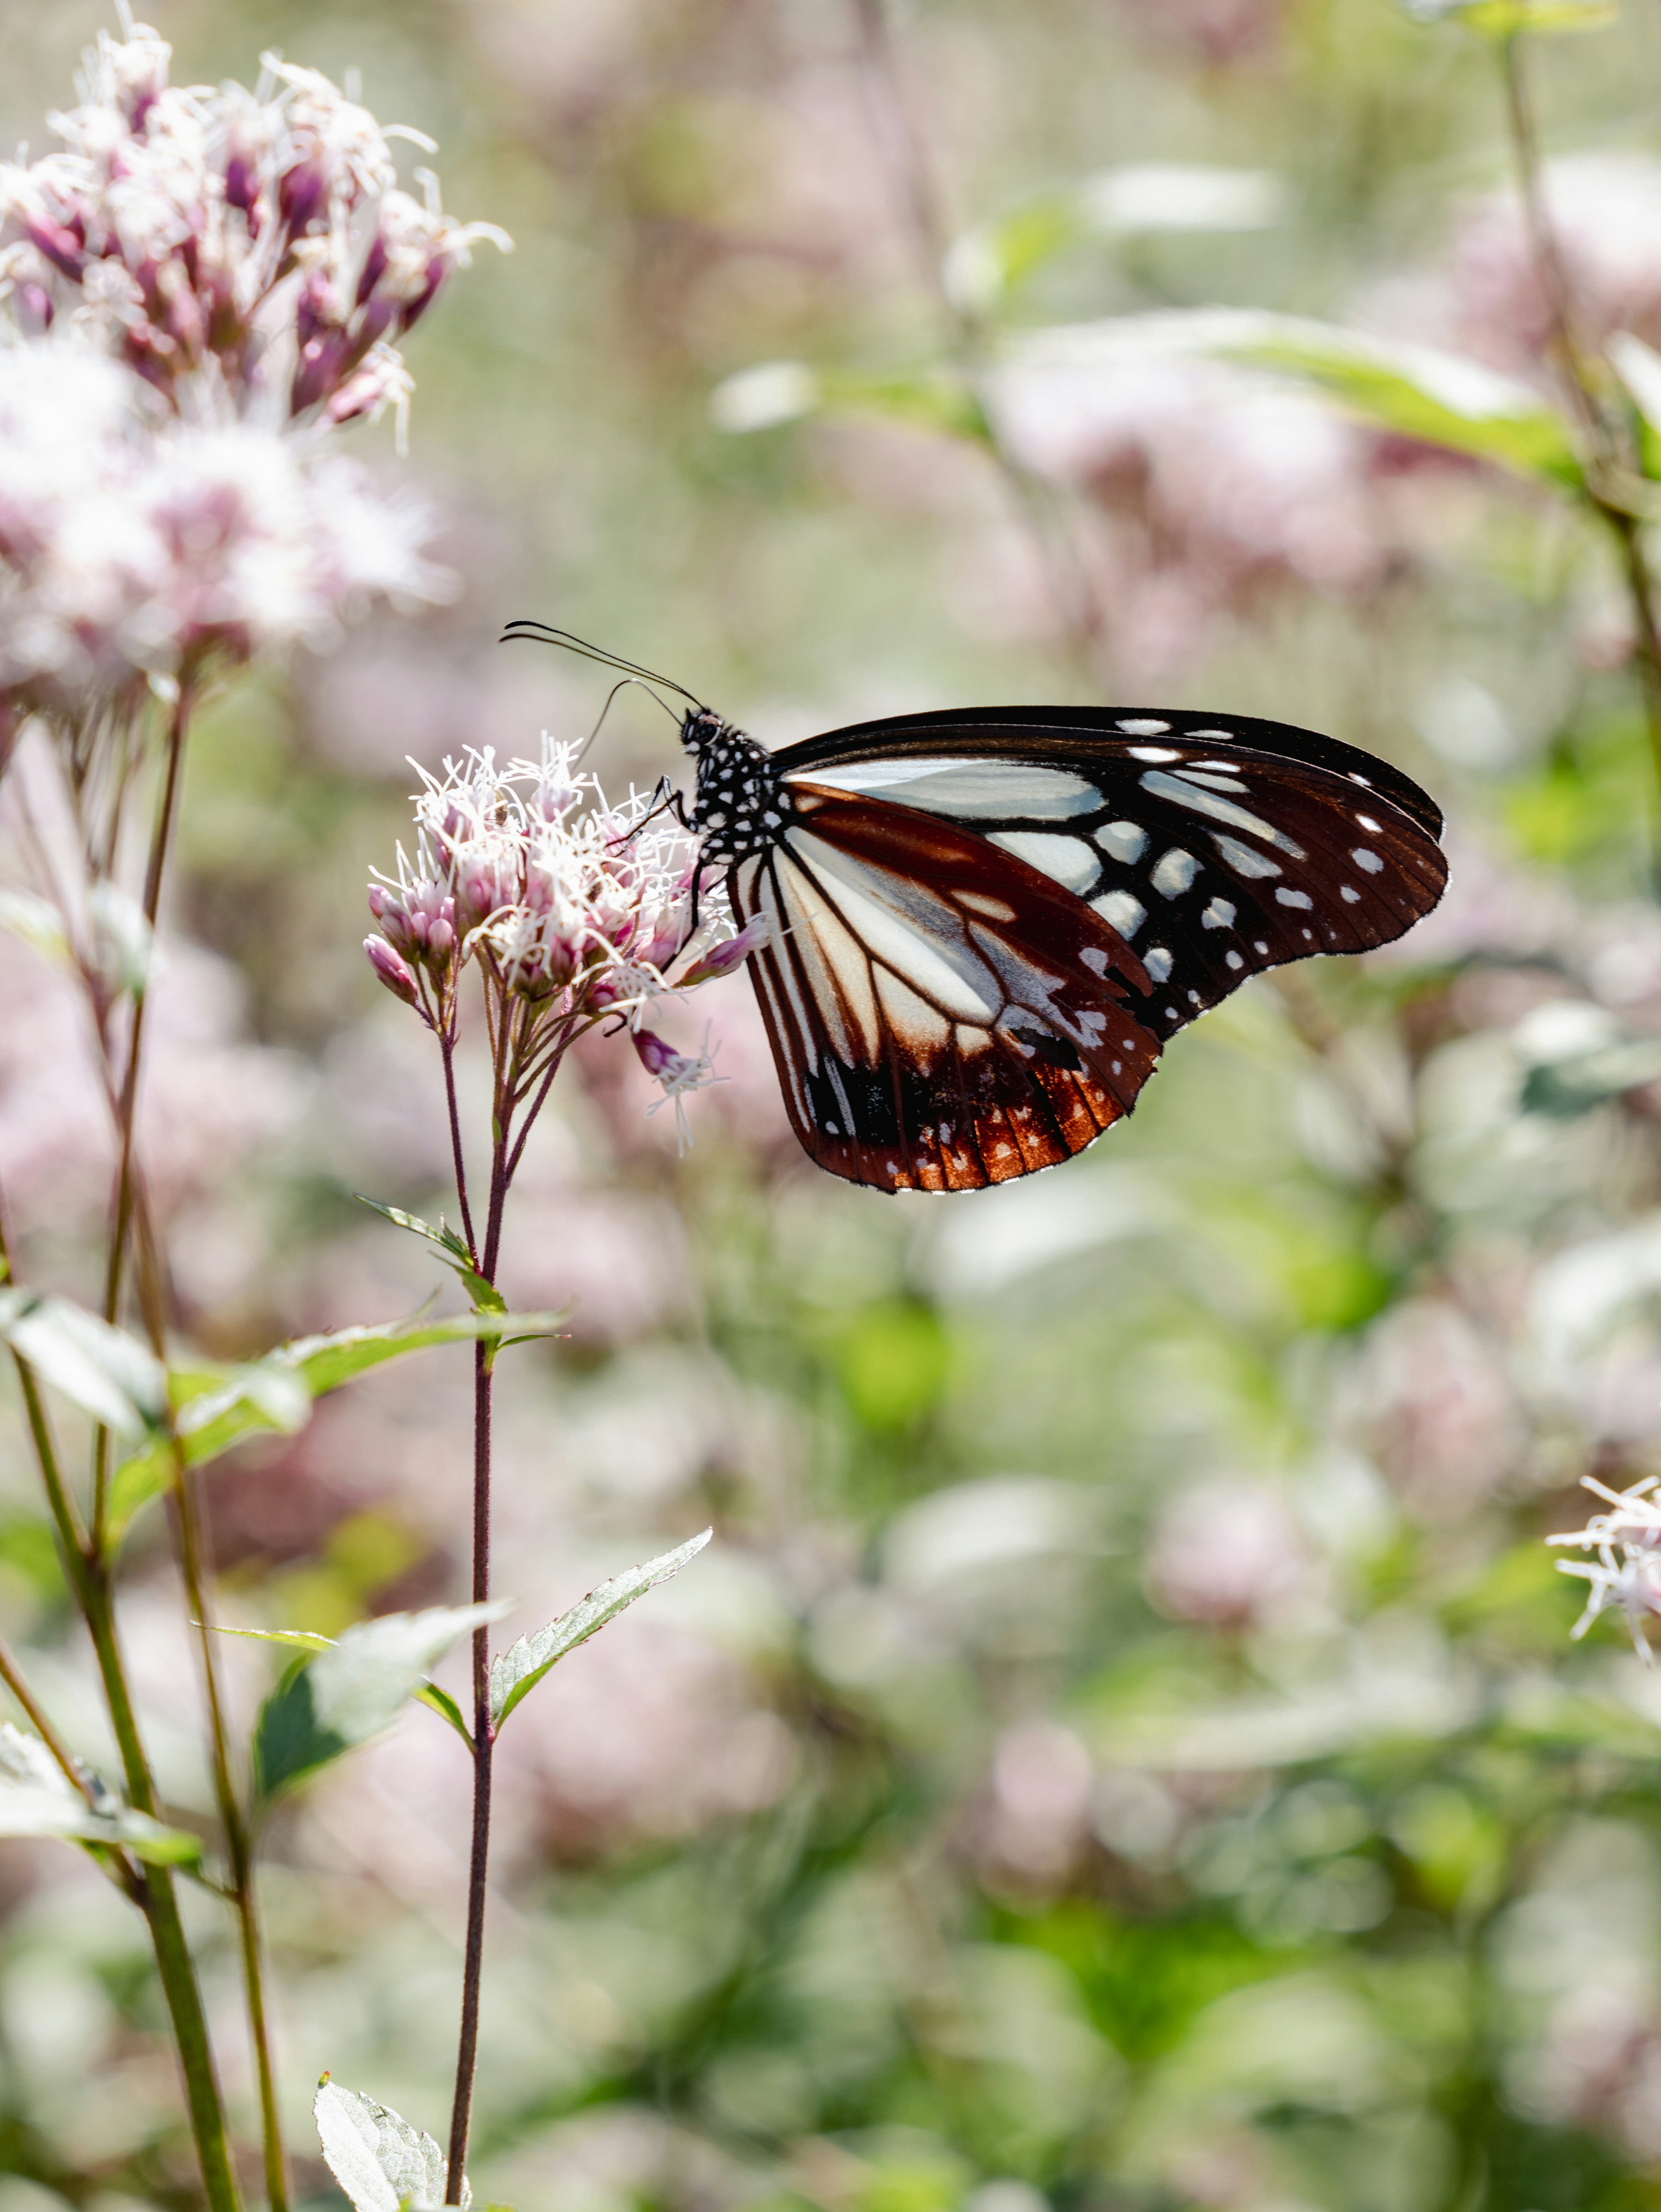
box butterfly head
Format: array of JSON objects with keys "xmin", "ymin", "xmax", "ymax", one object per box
[{"xmin": 681, "ymin": 708, "xmax": 793, "ymax": 861}]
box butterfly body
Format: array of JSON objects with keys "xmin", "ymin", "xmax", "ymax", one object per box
[{"xmin": 677, "ymin": 701, "xmax": 1447, "ymax": 1193}]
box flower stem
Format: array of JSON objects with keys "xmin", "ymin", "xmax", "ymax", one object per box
[
  {"xmin": 1497, "ymin": 34, "xmax": 1661, "ymax": 823},
  {"xmin": 446, "ymin": 1056, "xmax": 511, "ymax": 2198},
  {"xmin": 0, "ymin": 1212, "xmax": 241, "ymax": 2207},
  {"xmin": 79, "ymin": 692, "xmax": 289, "ymax": 2206}
]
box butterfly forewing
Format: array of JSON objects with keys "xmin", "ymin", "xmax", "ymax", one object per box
[
  {"xmin": 776, "ymin": 711, "xmax": 1447, "ymax": 1041},
  {"xmin": 731, "ymin": 786, "xmax": 1165, "ymax": 1192}
]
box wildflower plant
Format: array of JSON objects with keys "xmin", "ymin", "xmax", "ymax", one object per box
[
  {"xmin": 360, "ymin": 734, "xmax": 761, "ymax": 2186},
  {"xmin": 1549, "ymin": 1475, "xmax": 1661, "ymax": 1658},
  {"xmin": 0, "ymin": 20, "xmax": 518, "ymax": 2211}
]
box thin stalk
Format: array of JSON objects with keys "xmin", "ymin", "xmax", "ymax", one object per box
[
  {"xmin": 1497, "ymin": 35, "xmax": 1661, "ymax": 816},
  {"xmin": 446, "ymin": 1059, "xmax": 507, "ymax": 2197},
  {"xmin": 0, "ymin": 1312, "xmax": 240, "ymax": 2198},
  {"xmin": 441, "ymin": 1029, "xmax": 478, "ymax": 1258},
  {"xmin": 848, "ymin": 0, "xmax": 1106, "ymax": 683},
  {"xmin": 76, "ymin": 688, "xmax": 286, "ymax": 2202},
  {"xmin": 92, "ymin": 687, "xmax": 189, "ymax": 1552}
]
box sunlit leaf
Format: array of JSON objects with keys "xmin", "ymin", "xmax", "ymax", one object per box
[
  {"xmin": 254, "ymin": 1601, "xmax": 506, "ymax": 1804},
  {"xmin": 1401, "ymin": 0, "xmax": 1616, "ymax": 32},
  {"xmin": 107, "ymin": 1310, "xmax": 564, "ymax": 1546},
  {"xmin": 944, "ymin": 163, "xmax": 1288, "ymax": 314},
  {"xmin": 213, "ymin": 1624, "xmax": 474, "ymax": 1749},
  {"xmin": 711, "ymin": 360, "xmax": 988, "ymax": 443},
  {"xmin": 87, "ymin": 881, "xmax": 154, "ymax": 998},
  {"xmin": 0, "ymin": 1290, "xmax": 167, "ymax": 1440},
  {"xmin": 1007, "ymin": 311, "xmax": 1583, "ymax": 490},
  {"xmin": 357, "ymin": 1197, "xmax": 509, "ymax": 1319},
  {"xmin": 491, "ymin": 1529, "xmax": 712, "ymax": 1729},
  {"xmin": 0, "ymin": 1724, "xmax": 199, "ymax": 1864},
  {"xmin": 313, "ymin": 2077, "xmax": 467, "ymax": 2212}
]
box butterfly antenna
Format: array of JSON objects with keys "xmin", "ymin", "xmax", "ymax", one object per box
[
  {"xmin": 578, "ymin": 674, "xmax": 683, "ymax": 765},
  {"xmin": 500, "ymin": 620, "xmax": 705, "ymax": 711}
]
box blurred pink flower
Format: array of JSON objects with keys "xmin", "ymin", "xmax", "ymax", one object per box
[
  {"xmin": 1354, "ymin": 1296, "xmax": 1521, "ymax": 1520},
  {"xmin": 972, "ymin": 1719, "xmax": 1093, "ymax": 1891},
  {"xmin": 1143, "ymin": 1477, "xmax": 1315, "ymax": 1631},
  {"xmin": 1444, "ymin": 156, "xmax": 1661, "ymax": 378},
  {"xmin": 987, "ymin": 354, "xmax": 1398, "ymax": 682},
  {"xmin": 1116, "ymin": 0, "xmax": 1286, "ymax": 66},
  {"xmin": 1549, "ymin": 1473, "xmax": 1661, "ymax": 1658}
]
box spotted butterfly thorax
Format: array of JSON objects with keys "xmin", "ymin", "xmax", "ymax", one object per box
[{"xmin": 674, "ymin": 700, "xmax": 1447, "ymax": 1194}]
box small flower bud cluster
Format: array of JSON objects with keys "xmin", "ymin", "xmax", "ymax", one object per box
[
  {"xmin": 1549, "ymin": 1474, "xmax": 1661, "ymax": 1658},
  {"xmin": 366, "ymin": 740, "xmax": 767, "ymax": 1135},
  {"xmin": 0, "ymin": 25, "xmax": 509, "ymax": 434}
]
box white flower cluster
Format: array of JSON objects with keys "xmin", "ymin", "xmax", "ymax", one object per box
[
  {"xmin": 0, "ymin": 346, "xmax": 445, "ymax": 712},
  {"xmin": 0, "ymin": 21, "xmax": 505, "ymax": 720},
  {"xmin": 367, "ymin": 740, "xmax": 767, "ymax": 1135},
  {"xmin": 1549, "ymin": 1474, "xmax": 1661, "ymax": 1658}
]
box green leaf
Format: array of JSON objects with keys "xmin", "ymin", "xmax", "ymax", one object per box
[
  {"xmin": 1009, "ymin": 311, "xmax": 1584, "ymax": 490},
  {"xmin": 0, "ymin": 1723, "xmax": 200, "ymax": 1864},
  {"xmin": 87, "ymin": 881, "xmax": 154, "ymax": 998},
  {"xmin": 943, "ymin": 163, "xmax": 1287, "ymax": 314},
  {"xmin": 711, "ymin": 360, "xmax": 989, "ymax": 444},
  {"xmin": 1401, "ymin": 0, "xmax": 1616, "ymax": 32},
  {"xmin": 254, "ymin": 1602, "xmax": 505, "ymax": 1804},
  {"xmin": 107, "ymin": 1310, "xmax": 565, "ymax": 1547},
  {"xmin": 0, "ymin": 1290, "xmax": 167, "ymax": 1439},
  {"xmin": 491, "ymin": 1529, "xmax": 712, "ymax": 1730},
  {"xmin": 212, "ymin": 1625, "xmax": 475, "ymax": 1748},
  {"xmin": 353, "ymin": 1197, "xmax": 473, "ymax": 1265},
  {"xmin": 313, "ymin": 2077, "xmax": 466, "ymax": 2211}
]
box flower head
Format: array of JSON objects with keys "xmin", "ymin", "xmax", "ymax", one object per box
[
  {"xmin": 366, "ymin": 736, "xmax": 764, "ymax": 1137},
  {"xmin": 1548, "ymin": 1474, "xmax": 1661, "ymax": 1658}
]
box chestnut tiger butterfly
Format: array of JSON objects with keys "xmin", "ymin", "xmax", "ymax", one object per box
[{"xmin": 505, "ymin": 624, "xmax": 1448, "ymax": 1194}]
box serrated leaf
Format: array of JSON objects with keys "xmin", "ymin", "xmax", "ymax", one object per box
[
  {"xmin": 213, "ymin": 1626, "xmax": 475, "ymax": 1747},
  {"xmin": 0, "ymin": 1723, "xmax": 200, "ymax": 1863},
  {"xmin": 0, "ymin": 1290, "xmax": 167, "ymax": 1439},
  {"xmin": 943, "ymin": 163, "xmax": 1287, "ymax": 314},
  {"xmin": 1402, "ymin": 0, "xmax": 1616, "ymax": 32},
  {"xmin": 254, "ymin": 1602, "xmax": 506, "ymax": 1804},
  {"xmin": 107, "ymin": 1310, "xmax": 565, "ymax": 1546},
  {"xmin": 313, "ymin": 2078, "xmax": 467, "ymax": 2211},
  {"xmin": 491, "ymin": 1529, "xmax": 712, "ymax": 1729},
  {"xmin": 355, "ymin": 1196, "xmax": 474, "ymax": 1264},
  {"xmin": 1007, "ymin": 310, "xmax": 1584, "ymax": 490}
]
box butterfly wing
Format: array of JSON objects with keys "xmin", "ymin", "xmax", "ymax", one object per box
[
  {"xmin": 774, "ymin": 707, "xmax": 1447, "ymax": 1039},
  {"xmin": 730, "ymin": 784, "xmax": 1166, "ymax": 1192}
]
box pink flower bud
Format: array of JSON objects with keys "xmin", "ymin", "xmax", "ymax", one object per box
[
  {"xmin": 364, "ymin": 934, "xmax": 418, "ymax": 1005},
  {"xmin": 633, "ymin": 1028, "xmax": 691, "ymax": 1083},
  {"xmin": 677, "ymin": 913, "xmax": 770, "ymax": 987}
]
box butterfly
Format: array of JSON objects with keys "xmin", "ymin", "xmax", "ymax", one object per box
[{"xmin": 502, "ymin": 627, "xmax": 1448, "ymax": 1194}]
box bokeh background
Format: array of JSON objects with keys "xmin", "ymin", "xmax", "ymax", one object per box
[{"xmin": 10, "ymin": 0, "xmax": 1661, "ymax": 2206}]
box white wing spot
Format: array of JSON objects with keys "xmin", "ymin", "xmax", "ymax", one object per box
[
  {"xmin": 1302, "ymin": 927, "xmax": 1314, "ymax": 940},
  {"xmin": 1164, "ymin": 1005, "xmax": 1178, "ymax": 1021},
  {"xmin": 1201, "ymin": 897, "xmax": 1236, "ymax": 931},
  {"xmin": 1340, "ymin": 885, "xmax": 1360, "ymax": 903},
  {"xmin": 1187, "ymin": 991, "xmax": 1202, "ymax": 1006},
  {"xmin": 1152, "ymin": 848, "xmax": 1199, "ymax": 898},
  {"xmin": 1225, "ymin": 949, "xmax": 1244, "ymax": 970},
  {"xmin": 1093, "ymin": 889, "xmax": 1145, "ymax": 938},
  {"xmin": 1356, "ymin": 813, "xmax": 1382, "ymax": 832},
  {"xmin": 989, "ymin": 830, "xmax": 1099, "ymax": 893},
  {"xmin": 1349, "ymin": 772, "xmax": 1372, "ymax": 787},
  {"xmin": 1097, "ymin": 821, "xmax": 1148, "ymax": 863},
  {"xmin": 1112, "ymin": 1060, "xmax": 1122, "ymax": 1075},
  {"xmin": 1117, "ymin": 718, "xmax": 1171, "ymax": 736},
  {"xmin": 1080, "ymin": 947, "xmax": 1109, "ymax": 976},
  {"xmin": 1144, "ymin": 947, "xmax": 1174, "ymax": 984},
  {"xmin": 1212, "ymin": 833, "xmax": 1282, "ymax": 880},
  {"xmin": 1276, "ymin": 887, "xmax": 1314, "ymax": 910},
  {"xmin": 1129, "ymin": 746, "xmax": 1183, "ymax": 762},
  {"xmin": 1254, "ymin": 940, "xmax": 1269, "ymax": 954},
  {"xmin": 1186, "ymin": 728, "xmax": 1235, "ymax": 741},
  {"xmin": 958, "ymin": 889, "xmax": 1018, "ymax": 920},
  {"xmin": 1352, "ymin": 848, "xmax": 1384, "ymax": 874}
]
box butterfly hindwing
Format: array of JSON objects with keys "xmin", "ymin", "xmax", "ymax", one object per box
[{"xmin": 730, "ymin": 785, "xmax": 1165, "ymax": 1192}]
